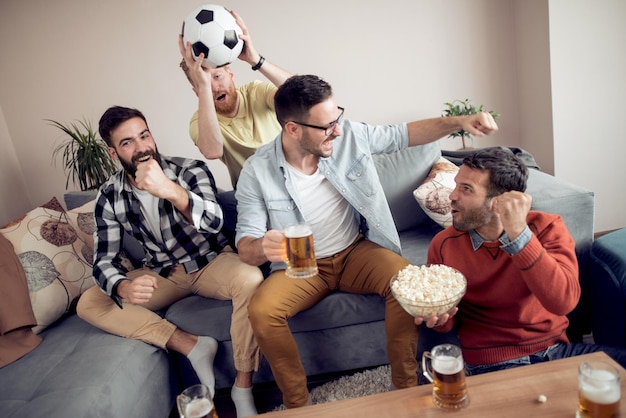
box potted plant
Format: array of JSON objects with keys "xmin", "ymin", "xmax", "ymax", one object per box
[
  {"xmin": 442, "ymin": 99, "xmax": 500, "ymax": 150},
  {"xmin": 48, "ymin": 118, "xmax": 118, "ymax": 191}
]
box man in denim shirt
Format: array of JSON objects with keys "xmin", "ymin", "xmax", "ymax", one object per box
[{"xmin": 235, "ymin": 75, "xmax": 498, "ymax": 408}]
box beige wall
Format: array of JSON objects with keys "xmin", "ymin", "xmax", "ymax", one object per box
[
  {"xmin": 0, "ymin": 0, "xmax": 623, "ymax": 231},
  {"xmin": 0, "ymin": 105, "xmax": 31, "ymax": 221},
  {"xmin": 549, "ymin": 0, "xmax": 626, "ymax": 233}
]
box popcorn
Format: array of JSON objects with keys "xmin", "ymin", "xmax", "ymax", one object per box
[
  {"xmin": 391, "ymin": 264, "xmax": 465, "ymax": 302},
  {"xmin": 390, "ymin": 264, "xmax": 466, "ymax": 317}
]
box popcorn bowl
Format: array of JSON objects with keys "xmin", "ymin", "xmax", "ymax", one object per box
[{"xmin": 390, "ymin": 265, "xmax": 466, "ymax": 318}]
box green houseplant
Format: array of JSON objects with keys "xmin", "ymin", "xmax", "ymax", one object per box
[
  {"xmin": 442, "ymin": 99, "xmax": 500, "ymax": 150},
  {"xmin": 48, "ymin": 118, "xmax": 118, "ymax": 191}
]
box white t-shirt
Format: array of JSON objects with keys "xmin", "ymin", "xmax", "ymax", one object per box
[
  {"xmin": 287, "ymin": 164, "xmax": 359, "ymax": 258},
  {"xmin": 132, "ymin": 187, "xmax": 163, "ymax": 243}
]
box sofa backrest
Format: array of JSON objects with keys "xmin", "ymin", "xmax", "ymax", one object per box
[{"xmin": 373, "ymin": 142, "xmax": 441, "ymax": 232}]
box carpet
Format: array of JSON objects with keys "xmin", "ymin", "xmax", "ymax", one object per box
[{"xmin": 273, "ymin": 365, "xmax": 392, "ymax": 411}]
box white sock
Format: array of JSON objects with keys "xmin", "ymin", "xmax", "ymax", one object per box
[
  {"xmin": 231, "ymin": 385, "xmax": 258, "ymax": 417},
  {"xmin": 187, "ymin": 336, "xmax": 218, "ymax": 397}
]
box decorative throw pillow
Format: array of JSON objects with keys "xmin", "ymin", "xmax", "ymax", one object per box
[
  {"xmin": 66, "ymin": 199, "xmax": 97, "ymax": 265},
  {"xmin": 413, "ymin": 157, "xmax": 459, "ymax": 228},
  {"xmin": 0, "ymin": 197, "xmax": 96, "ymax": 333}
]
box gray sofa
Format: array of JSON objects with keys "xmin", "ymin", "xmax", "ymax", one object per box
[
  {"xmin": 0, "ymin": 143, "xmax": 595, "ymax": 418},
  {"xmin": 168, "ymin": 142, "xmax": 595, "ymax": 389}
]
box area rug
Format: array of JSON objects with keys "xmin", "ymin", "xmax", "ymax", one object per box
[{"xmin": 273, "ymin": 365, "xmax": 392, "ymax": 411}]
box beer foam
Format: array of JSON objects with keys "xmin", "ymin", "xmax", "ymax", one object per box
[
  {"xmin": 580, "ymin": 368, "xmax": 621, "ymax": 404},
  {"xmin": 185, "ymin": 398, "xmax": 214, "ymax": 418},
  {"xmin": 284, "ymin": 224, "xmax": 312, "ymax": 238},
  {"xmin": 433, "ymin": 355, "xmax": 464, "ymax": 375}
]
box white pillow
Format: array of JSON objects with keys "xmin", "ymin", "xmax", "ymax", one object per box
[
  {"xmin": 413, "ymin": 157, "xmax": 459, "ymax": 228},
  {"xmin": 0, "ymin": 198, "xmax": 96, "ymax": 333}
]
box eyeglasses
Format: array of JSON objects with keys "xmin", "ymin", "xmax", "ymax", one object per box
[{"xmin": 291, "ymin": 107, "xmax": 344, "ymax": 136}]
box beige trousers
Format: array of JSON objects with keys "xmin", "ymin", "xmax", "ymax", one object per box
[{"xmin": 77, "ymin": 250, "xmax": 263, "ymax": 372}]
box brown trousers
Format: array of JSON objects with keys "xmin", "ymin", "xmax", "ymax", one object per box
[{"xmin": 248, "ymin": 237, "xmax": 418, "ymax": 408}]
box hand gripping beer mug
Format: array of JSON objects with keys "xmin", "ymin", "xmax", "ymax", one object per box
[
  {"xmin": 422, "ymin": 343, "xmax": 470, "ymax": 410},
  {"xmin": 577, "ymin": 361, "xmax": 620, "ymax": 418},
  {"xmin": 284, "ymin": 223, "xmax": 318, "ymax": 279},
  {"xmin": 177, "ymin": 384, "xmax": 218, "ymax": 418}
]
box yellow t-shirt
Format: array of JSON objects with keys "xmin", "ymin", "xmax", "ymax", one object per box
[{"xmin": 189, "ymin": 80, "xmax": 281, "ymax": 187}]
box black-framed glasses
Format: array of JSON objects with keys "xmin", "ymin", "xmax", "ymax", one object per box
[{"xmin": 291, "ymin": 107, "xmax": 344, "ymax": 136}]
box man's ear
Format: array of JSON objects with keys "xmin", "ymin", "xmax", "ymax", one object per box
[
  {"xmin": 283, "ymin": 121, "xmax": 299, "ymax": 139},
  {"xmin": 108, "ymin": 147, "xmax": 119, "ymax": 160}
]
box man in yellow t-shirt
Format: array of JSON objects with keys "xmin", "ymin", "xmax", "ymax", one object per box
[
  {"xmin": 180, "ymin": 10, "xmax": 291, "ymax": 251},
  {"xmin": 180, "ymin": 10, "xmax": 291, "ymax": 187}
]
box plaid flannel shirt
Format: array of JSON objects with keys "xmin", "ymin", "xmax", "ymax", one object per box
[{"xmin": 93, "ymin": 155, "xmax": 226, "ymax": 307}]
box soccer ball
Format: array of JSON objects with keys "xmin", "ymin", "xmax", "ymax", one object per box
[{"xmin": 181, "ymin": 4, "xmax": 244, "ymax": 68}]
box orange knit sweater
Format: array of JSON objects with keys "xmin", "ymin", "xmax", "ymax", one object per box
[{"xmin": 428, "ymin": 211, "xmax": 580, "ymax": 365}]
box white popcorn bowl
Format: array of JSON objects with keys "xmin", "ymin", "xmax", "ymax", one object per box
[{"xmin": 390, "ymin": 267, "xmax": 466, "ymax": 318}]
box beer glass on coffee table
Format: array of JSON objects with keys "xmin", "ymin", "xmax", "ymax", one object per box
[
  {"xmin": 177, "ymin": 384, "xmax": 218, "ymax": 418},
  {"xmin": 577, "ymin": 361, "xmax": 620, "ymax": 418},
  {"xmin": 422, "ymin": 343, "xmax": 470, "ymax": 410},
  {"xmin": 284, "ymin": 223, "xmax": 318, "ymax": 279}
]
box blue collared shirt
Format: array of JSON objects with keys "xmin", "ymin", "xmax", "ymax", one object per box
[
  {"xmin": 469, "ymin": 225, "xmax": 532, "ymax": 255},
  {"xmin": 93, "ymin": 155, "xmax": 226, "ymax": 305},
  {"xmin": 235, "ymin": 120, "xmax": 409, "ymax": 272}
]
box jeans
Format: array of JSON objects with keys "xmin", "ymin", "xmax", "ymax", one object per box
[{"xmin": 465, "ymin": 341, "xmax": 626, "ymax": 376}]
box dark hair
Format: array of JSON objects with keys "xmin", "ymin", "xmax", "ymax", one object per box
[
  {"xmin": 98, "ymin": 106, "xmax": 147, "ymax": 146},
  {"xmin": 274, "ymin": 75, "xmax": 333, "ymax": 127},
  {"xmin": 462, "ymin": 148, "xmax": 529, "ymax": 197}
]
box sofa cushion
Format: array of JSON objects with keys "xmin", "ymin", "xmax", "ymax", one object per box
[
  {"xmin": 413, "ymin": 156, "xmax": 458, "ymax": 228},
  {"xmin": 373, "ymin": 142, "xmax": 441, "ymax": 232},
  {"xmin": 166, "ymin": 292, "xmax": 389, "ymax": 388},
  {"xmin": 0, "ymin": 314, "xmax": 176, "ymax": 418},
  {"xmin": 0, "ymin": 198, "xmax": 95, "ymax": 333},
  {"xmin": 589, "ymin": 228, "xmax": 626, "ymax": 347},
  {"xmin": 0, "ymin": 233, "xmax": 43, "ymax": 367}
]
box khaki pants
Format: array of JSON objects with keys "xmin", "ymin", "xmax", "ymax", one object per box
[
  {"xmin": 248, "ymin": 237, "xmax": 418, "ymax": 408},
  {"xmin": 77, "ymin": 250, "xmax": 263, "ymax": 372}
]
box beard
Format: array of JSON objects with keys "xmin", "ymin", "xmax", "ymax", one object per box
[
  {"xmin": 299, "ymin": 130, "xmax": 335, "ymax": 158},
  {"xmin": 452, "ymin": 199, "xmax": 493, "ymax": 232},
  {"xmin": 119, "ymin": 147, "xmax": 161, "ymax": 179},
  {"xmin": 214, "ymin": 83, "xmax": 238, "ymax": 116}
]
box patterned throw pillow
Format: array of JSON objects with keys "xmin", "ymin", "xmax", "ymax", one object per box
[
  {"xmin": 413, "ymin": 157, "xmax": 459, "ymax": 228},
  {"xmin": 0, "ymin": 197, "xmax": 96, "ymax": 333}
]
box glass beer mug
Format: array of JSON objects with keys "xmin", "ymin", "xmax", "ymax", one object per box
[
  {"xmin": 577, "ymin": 361, "xmax": 620, "ymax": 418},
  {"xmin": 422, "ymin": 343, "xmax": 470, "ymax": 410},
  {"xmin": 284, "ymin": 223, "xmax": 318, "ymax": 279},
  {"xmin": 177, "ymin": 384, "xmax": 218, "ymax": 418}
]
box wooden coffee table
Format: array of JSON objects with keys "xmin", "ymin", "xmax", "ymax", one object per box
[{"xmin": 260, "ymin": 351, "xmax": 625, "ymax": 417}]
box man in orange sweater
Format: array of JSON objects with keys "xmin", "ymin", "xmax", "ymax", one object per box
[{"xmin": 416, "ymin": 148, "xmax": 626, "ymax": 374}]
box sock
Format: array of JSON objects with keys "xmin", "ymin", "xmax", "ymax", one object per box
[
  {"xmin": 187, "ymin": 336, "xmax": 218, "ymax": 397},
  {"xmin": 231, "ymin": 385, "xmax": 258, "ymax": 417}
]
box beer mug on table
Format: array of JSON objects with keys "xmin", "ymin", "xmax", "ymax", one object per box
[
  {"xmin": 284, "ymin": 223, "xmax": 318, "ymax": 279},
  {"xmin": 577, "ymin": 361, "xmax": 620, "ymax": 418},
  {"xmin": 177, "ymin": 384, "xmax": 218, "ymax": 418},
  {"xmin": 422, "ymin": 343, "xmax": 470, "ymax": 410}
]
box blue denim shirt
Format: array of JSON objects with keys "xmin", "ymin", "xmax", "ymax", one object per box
[{"xmin": 235, "ymin": 120, "xmax": 409, "ymax": 272}]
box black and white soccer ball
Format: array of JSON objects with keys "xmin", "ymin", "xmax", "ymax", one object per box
[{"xmin": 181, "ymin": 4, "xmax": 244, "ymax": 68}]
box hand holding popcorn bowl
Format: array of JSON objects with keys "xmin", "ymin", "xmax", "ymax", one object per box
[{"xmin": 390, "ymin": 264, "xmax": 466, "ymax": 319}]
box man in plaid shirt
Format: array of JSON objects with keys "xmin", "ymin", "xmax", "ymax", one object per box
[{"xmin": 77, "ymin": 106, "xmax": 261, "ymax": 417}]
